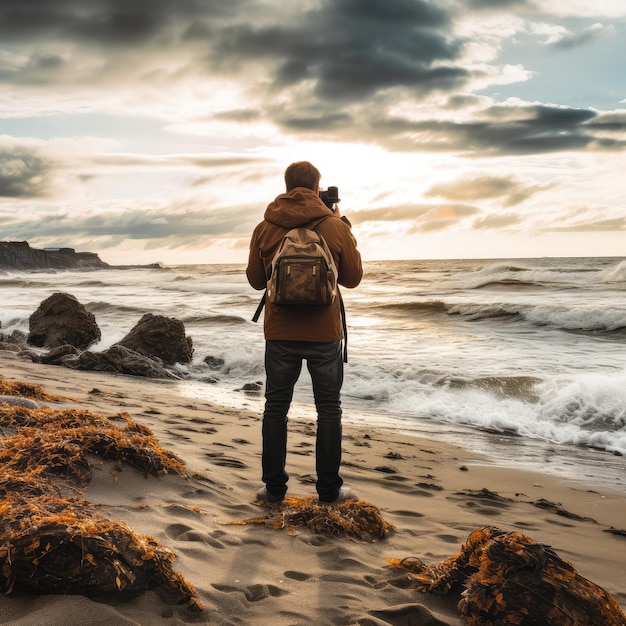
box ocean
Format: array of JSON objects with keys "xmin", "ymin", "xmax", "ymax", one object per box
[{"xmin": 2, "ymin": 257, "xmax": 625, "ymax": 491}]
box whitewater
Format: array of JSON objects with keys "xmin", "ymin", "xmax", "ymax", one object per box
[{"xmin": 2, "ymin": 256, "xmax": 625, "ymax": 491}]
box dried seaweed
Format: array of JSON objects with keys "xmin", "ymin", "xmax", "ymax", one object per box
[
  {"xmin": 0, "ymin": 396, "xmax": 202, "ymax": 612},
  {"xmin": 0, "ymin": 377, "xmax": 72, "ymax": 402},
  {"xmin": 387, "ymin": 526, "xmax": 626, "ymax": 626},
  {"xmin": 228, "ymin": 496, "xmax": 394, "ymax": 541},
  {"xmin": 0, "ymin": 406, "xmax": 186, "ymax": 482},
  {"xmin": 0, "ymin": 490, "xmax": 201, "ymax": 610}
]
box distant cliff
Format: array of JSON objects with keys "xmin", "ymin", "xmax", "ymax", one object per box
[{"xmin": 0, "ymin": 241, "xmax": 110, "ymax": 270}]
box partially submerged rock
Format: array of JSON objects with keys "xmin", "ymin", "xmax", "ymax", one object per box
[{"xmin": 116, "ymin": 313, "xmax": 193, "ymax": 365}]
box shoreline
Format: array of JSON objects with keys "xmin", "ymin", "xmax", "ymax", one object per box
[
  {"xmin": 0, "ymin": 352, "xmax": 625, "ymax": 624},
  {"xmin": 179, "ymin": 377, "xmax": 626, "ymax": 496}
]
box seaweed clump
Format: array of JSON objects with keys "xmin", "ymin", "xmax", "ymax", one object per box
[
  {"xmin": 0, "ymin": 397, "xmax": 202, "ymax": 611},
  {"xmin": 229, "ymin": 496, "xmax": 394, "ymax": 541},
  {"xmin": 0, "ymin": 405, "xmax": 185, "ymax": 483},
  {"xmin": 0, "ymin": 377, "xmax": 72, "ymax": 402},
  {"xmin": 387, "ymin": 526, "xmax": 626, "ymax": 626}
]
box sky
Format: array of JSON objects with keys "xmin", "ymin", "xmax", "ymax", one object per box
[{"xmin": 0, "ymin": 0, "xmax": 625, "ymax": 266}]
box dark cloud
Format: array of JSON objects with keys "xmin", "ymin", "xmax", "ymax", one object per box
[
  {"xmin": 0, "ymin": 0, "xmax": 244, "ymax": 44},
  {"xmin": 0, "ymin": 148, "xmax": 55, "ymax": 197},
  {"xmin": 371, "ymin": 103, "xmax": 625, "ymax": 155},
  {"xmin": 465, "ymin": 0, "xmax": 532, "ymax": 9},
  {"xmin": 2, "ymin": 0, "xmax": 624, "ymax": 162},
  {"xmin": 211, "ymin": 0, "xmax": 468, "ymax": 102},
  {"xmin": 281, "ymin": 112, "xmax": 353, "ymax": 131}
]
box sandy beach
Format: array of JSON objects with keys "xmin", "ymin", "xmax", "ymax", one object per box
[{"xmin": 0, "ymin": 351, "xmax": 624, "ymax": 625}]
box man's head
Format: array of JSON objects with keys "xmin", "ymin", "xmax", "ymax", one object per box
[{"xmin": 284, "ymin": 161, "xmax": 321, "ymax": 193}]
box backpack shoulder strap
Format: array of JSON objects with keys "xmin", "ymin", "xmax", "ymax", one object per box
[{"xmin": 308, "ymin": 214, "xmax": 333, "ymax": 230}]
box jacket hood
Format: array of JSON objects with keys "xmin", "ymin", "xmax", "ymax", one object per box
[{"xmin": 263, "ymin": 187, "xmax": 332, "ymax": 229}]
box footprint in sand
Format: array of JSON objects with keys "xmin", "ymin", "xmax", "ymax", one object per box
[
  {"xmin": 388, "ymin": 510, "xmax": 425, "ymax": 518},
  {"xmin": 205, "ymin": 452, "xmax": 248, "ymax": 468},
  {"xmin": 211, "ymin": 583, "xmax": 288, "ymax": 602},
  {"xmin": 165, "ymin": 523, "xmax": 195, "ymax": 539},
  {"xmin": 283, "ymin": 571, "xmax": 312, "ymax": 581},
  {"xmin": 165, "ymin": 523, "xmax": 226, "ymax": 549}
]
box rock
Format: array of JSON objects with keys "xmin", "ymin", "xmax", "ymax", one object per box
[
  {"xmin": 18, "ymin": 349, "xmax": 41, "ymax": 363},
  {"xmin": 204, "ymin": 356, "xmax": 225, "ymax": 370},
  {"xmin": 115, "ymin": 313, "xmax": 193, "ymax": 365},
  {"xmin": 28, "ymin": 293, "xmax": 101, "ymax": 350},
  {"xmin": 64, "ymin": 344, "xmax": 180, "ymax": 379},
  {"xmin": 39, "ymin": 344, "xmax": 79, "ymax": 365},
  {"xmin": 0, "ymin": 241, "xmax": 109, "ymax": 270},
  {"xmin": 240, "ymin": 381, "xmax": 263, "ymax": 392},
  {"xmin": 7, "ymin": 330, "xmax": 28, "ymax": 347},
  {"xmin": 0, "ymin": 396, "xmax": 39, "ymax": 408},
  {"xmin": 0, "ymin": 330, "xmax": 28, "ymax": 349},
  {"xmin": 0, "ymin": 342, "xmax": 22, "ymax": 353}
]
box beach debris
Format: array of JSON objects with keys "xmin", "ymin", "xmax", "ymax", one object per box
[
  {"xmin": 0, "ymin": 396, "xmax": 202, "ymax": 611},
  {"xmin": 0, "ymin": 406, "xmax": 186, "ymax": 482},
  {"xmin": 531, "ymin": 497, "xmax": 596, "ymax": 523},
  {"xmin": 0, "ymin": 485, "xmax": 202, "ymax": 610},
  {"xmin": 0, "ymin": 377, "xmax": 71, "ymax": 402},
  {"xmin": 454, "ymin": 488, "xmax": 513, "ymax": 504},
  {"xmin": 28, "ymin": 292, "xmax": 101, "ymax": 350},
  {"xmin": 387, "ymin": 525, "xmax": 626, "ymax": 626},
  {"xmin": 227, "ymin": 496, "xmax": 394, "ymax": 541}
]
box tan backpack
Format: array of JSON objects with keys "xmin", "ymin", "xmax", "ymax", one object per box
[
  {"xmin": 252, "ymin": 216, "xmax": 348, "ymax": 361},
  {"xmin": 266, "ymin": 216, "xmax": 338, "ymax": 307}
]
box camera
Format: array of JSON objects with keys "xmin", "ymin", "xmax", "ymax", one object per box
[{"xmin": 319, "ymin": 186, "xmax": 340, "ymax": 210}]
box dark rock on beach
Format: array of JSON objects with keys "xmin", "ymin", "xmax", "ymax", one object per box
[
  {"xmin": 0, "ymin": 241, "xmax": 109, "ymax": 270},
  {"xmin": 0, "ymin": 330, "xmax": 28, "ymax": 349},
  {"xmin": 115, "ymin": 313, "xmax": 193, "ymax": 365},
  {"xmin": 64, "ymin": 345, "xmax": 180, "ymax": 379},
  {"xmin": 28, "ymin": 293, "xmax": 101, "ymax": 350},
  {"xmin": 0, "ymin": 395, "xmax": 39, "ymax": 408},
  {"xmin": 39, "ymin": 344, "xmax": 80, "ymax": 365}
]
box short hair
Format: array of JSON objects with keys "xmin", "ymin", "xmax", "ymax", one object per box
[{"xmin": 284, "ymin": 161, "xmax": 321, "ymax": 192}]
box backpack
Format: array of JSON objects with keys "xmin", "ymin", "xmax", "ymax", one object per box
[
  {"xmin": 252, "ymin": 216, "xmax": 348, "ymax": 361},
  {"xmin": 268, "ymin": 216, "xmax": 338, "ymax": 307}
]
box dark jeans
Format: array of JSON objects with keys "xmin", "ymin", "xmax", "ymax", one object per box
[{"xmin": 262, "ymin": 339, "xmax": 344, "ymax": 502}]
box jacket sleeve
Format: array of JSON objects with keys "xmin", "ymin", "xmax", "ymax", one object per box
[
  {"xmin": 246, "ymin": 227, "xmax": 267, "ymax": 290},
  {"xmin": 336, "ymin": 221, "xmax": 363, "ymax": 289}
]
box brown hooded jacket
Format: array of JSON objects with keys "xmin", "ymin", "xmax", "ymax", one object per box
[{"xmin": 247, "ymin": 187, "xmax": 362, "ymax": 342}]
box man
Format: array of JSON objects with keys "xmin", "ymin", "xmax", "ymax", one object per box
[{"xmin": 246, "ymin": 161, "xmax": 363, "ymax": 505}]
